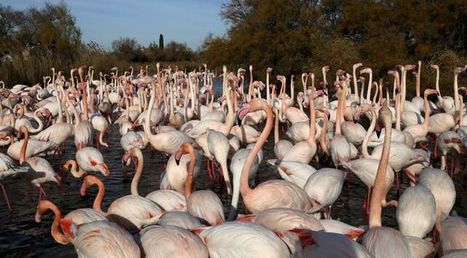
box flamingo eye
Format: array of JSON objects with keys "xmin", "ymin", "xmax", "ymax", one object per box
[{"xmin": 90, "ymin": 160, "xmax": 97, "ymax": 166}]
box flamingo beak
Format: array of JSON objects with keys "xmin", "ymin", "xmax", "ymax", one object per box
[
  {"xmin": 122, "ymin": 153, "xmax": 132, "ymax": 167},
  {"xmin": 238, "ymin": 105, "xmax": 250, "ymax": 120},
  {"xmin": 174, "ymin": 151, "xmax": 183, "ymax": 166},
  {"xmin": 99, "ymin": 163, "xmax": 110, "ymax": 176},
  {"xmin": 35, "ymin": 206, "xmax": 43, "ymax": 223}
]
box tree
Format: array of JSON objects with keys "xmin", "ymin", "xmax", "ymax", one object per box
[
  {"xmin": 111, "ymin": 37, "xmax": 141, "ymax": 61},
  {"xmin": 159, "ymin": 34, "xmax": 164, "ymax": 50}
]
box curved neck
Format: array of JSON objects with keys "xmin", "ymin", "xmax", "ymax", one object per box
[
  {"xmin": 44, "ymin": 202, "xmax": 69, "ymax": 244},
  {"xmin": 130, "ymin": 149, "xmax": 144, "ymax": 196},
  {"xmin": 29, "ymin": 110, "xmax": 44, "ymax": 134},
  {"xmin": 369, "ymin": 108, "xmax": 392, "ymax": 228},
  {"xmin": 362, "ymin": 108, "xmax": 376, "ymax": 158},
  {"xmin": 240, "ymin": 101, "xmax": 273, "ymax": 196},
  {"xmin": 19, "ymin": 128, "xmax": 29, "ymax": 164},
  {"xmin": 184, "ymin": 147, "xmax": 196, "ymax": 198},
  {"xmin": 84, "ymin": 177, "xmax": 105, "ymax": 213},
  {"xmin": 65, "ymin": 160, "xmax": 86, "ymax": 178},
  {"xmin": 422, "ymin": 92, "xmax": 431, "ymax": 127}
]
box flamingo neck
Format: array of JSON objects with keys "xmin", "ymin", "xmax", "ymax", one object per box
[
  {"xmin": 435, "ymin": 69, "xmax": 440, "ymax": 95},
  {"xmin": 29, "ymin": 110, "xmax": 44, "ymax": 134},
  {"xmin": 48, "ymin": 204, "xmax": 69, "ymax": 245},
  {"xmin": 240, "ymin": 101, "xmax": 273, "ymax": 197},
  {"xmin": 422, "ymin": 92, "xmax": 431, "ymax": 128},
  {"xmin": 454, "ymin": 74, "xmax": 460, "ymax": 112},
  {"xmin": 65, "ymin": 160, "xmax": 86, "ymax": 178},
  {"xmin": 81, "ymin": 81, "xmax": 89, "ymax": 121},
  {"xmin": 416, "ymin": 66, "xmax": 421, "ymax": 97},
  {"xmin": 144, "ymin": 83, "xmax": 156, "ymax": 137},
  {"xmin": 274, "ymin": 110, "xmax": 279, "ymax": 143},
  {"xmin": 318, "ymin": 113, "xmax": 329, "ymax": 156},
  {"xmin": 308, "ymin": 92, "xmax": 316, "ymax": 144},
  {"xmin": 92, "ymin": 178, "xmax": 105, "ymax": 213},
  {"xmin": 369, "ymin": 107, "xmax": 392, "ymax": 228},
  {"xmin": 184, "ymin": 147, "xmax": 196, "ymax": 198},
  {"xmin": 362, "ymin": 108, "xmax": 376, "ymax": 158},
  {"xmin": 19, "ymin": 128, "xmax": 29, "ymax": 165},
  {"xmin": 130, "ymin": 149, "xmax": 144, "ymax": 196}
]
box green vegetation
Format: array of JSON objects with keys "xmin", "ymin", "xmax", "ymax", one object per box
[
  {"xmin": 201, "ymin": 0, "xmax": 466, "ymax": 92},
  {"xmin": 0, "ymin": 1, "xmax": 465, "ymax": 93}
]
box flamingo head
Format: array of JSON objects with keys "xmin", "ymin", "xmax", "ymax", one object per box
[
  {"xmin": 90, "ymin": 159, "xmax": 110, "ymax": 176},
  {"xmin": 174, "ymin": 143, "xmax": 193, "ymax": 166},
  {"xmin": 80, "ymin": 175, "xmax": 102, "ymax": 197},
  {"xmin": 122, "ymin": 150, "xmax": 134, "ymax": 167},
  {"xmin": 424, "ymin": 88, "xmax": 439, "ymax": 96}
]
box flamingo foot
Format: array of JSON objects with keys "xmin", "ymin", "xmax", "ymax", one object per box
[{"xmin": 1, "ymin": 183, "xmax": 12, "ymax": 213}]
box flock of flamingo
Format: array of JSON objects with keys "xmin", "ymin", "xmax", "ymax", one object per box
[{"xmin": 0, "ymin": 61, "xmax": 466, "ymax": 257}]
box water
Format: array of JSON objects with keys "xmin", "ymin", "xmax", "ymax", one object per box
[{"xmin": 0, "ymin": 124, "xmax": 466, "ymax": 257}]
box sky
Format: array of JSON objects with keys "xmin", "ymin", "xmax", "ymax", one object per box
[{"xmin": 3, "ymin": 0, "xmax": 228, "ymax": 50}]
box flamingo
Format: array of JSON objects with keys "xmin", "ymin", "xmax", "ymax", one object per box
[
  {"xmin": 194, "ymin": 221, "xmax": 290, "ymax": 258},
  {"xmin": 80, "ymin": 174, "xmax": 164, "ymax": 230},
  {"xmin": 175, "ymin": 143, "xmax": 225, "ymax": 225},
  {"xmin": 144, "ymin": 64, "xmax": 192, "ymax": 155},
  {"xmin": 396, "ymin": 184, "xmax": 436, "ymax": 238},
  {"xmin": 157, "ymin": 211, "xmax": 203, "ymax": 229},
  {"xmin": 0, "ymin": 153, "xmax": 29, "ymax": 211},
  {"xmin": 63, "ymin": 147, "xmax": 110, "ymax": 178},
  {"xmin": 303, "ymin": 168, "xmax": 345, "ymax": 219},
  {"xmin": 140, "ymin": 225, "xmax": 208, "ymax": 258},
  {"xmin": 122, "ymin": 148, "xmax": 187, "ymax": 212},
  {"xmin": 239, "ymin": 99, "xmax": 314, "ymax": 214},
  {"xmin": 362, "ymin": 106, "xmax": 411, "ymax": 258}
]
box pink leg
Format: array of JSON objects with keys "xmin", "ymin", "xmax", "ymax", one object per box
[
  {"xmin": 39, "ymin": 186, "xmax": 48, "ymax": 201},
  {"xmin": 363, "ymin": 187, "xmax": 372, "ymax": 216},
  {"xmin": 395, "ymin": 171, "xmax": 400, "ymax": 198},
  {"xmin": 433, "ymin": 135, "xmax": 439, "ymax": 159},
  {"xmin": 206, "ymin": 159, "xmax": 215, "ymax": 185},
  {"xmin": 1, "ymin": 183, "xmax": 12, "ymax": 213}
]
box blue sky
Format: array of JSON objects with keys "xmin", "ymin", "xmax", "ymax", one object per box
[{"xmin": 3, "ymin": 0, "xmax": 228, "ymax": 50}]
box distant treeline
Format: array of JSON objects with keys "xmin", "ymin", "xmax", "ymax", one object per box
[
  {"xmin": 200, "ymin": 0, "xmax": 466, "ymax": 93},
  {"xmin": 0, "ymin": 2, "xmax": 198, "ymax": 86},
  {"xmin": 0, "ymin": 1, "xmax": 465, "ymax": 93}
]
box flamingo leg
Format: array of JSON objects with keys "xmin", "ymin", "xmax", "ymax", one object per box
[
  {"xmin": 1, "ymin": 183, "xmax": 12, "ymax": 213},
  {"xmin": 206, "ymin": 159, "xmax": 215, "ymax": 185},
  {"xmin": 396, "ymin": 171, "xmax": 401, "ymax": 198},
  {"xmin": 433, "ymin": 135, "xmax": 439, "ymax": 159},
  {"xmin": 38, "ymin": 186, "xmax": 48, "ymax": 201},
  {"xmin": 403, "ymin": 170, "xmax": 417, "ymax": 186}
]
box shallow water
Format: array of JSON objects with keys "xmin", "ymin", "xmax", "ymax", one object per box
[{"xmin": 0, "ymin": 124, "xmax": 466, "ymax": 257}]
